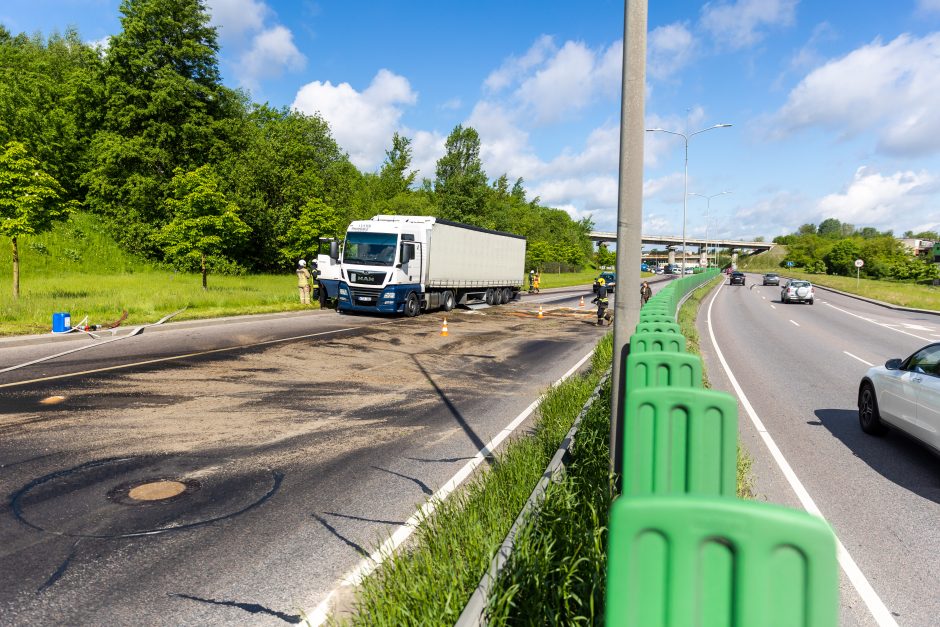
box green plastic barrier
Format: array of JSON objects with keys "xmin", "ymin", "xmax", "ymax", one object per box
[
  {"xmin": 638, "ymin": 313, "xmax": 677, "ymax": 324},
  {"xmin": 633, "ymin": 321, "xmax": 682, "ymax": 335},
  {"xmin": 624, "ymin": 351, "xmax": 702, "ymax": 391},
  {"xmin": 621, "ymin": 387, "xmax": 736, "ymax": 496},
  {"xmin": 628, "ymin": 331, "xmax": 686, "ymax": 354},
  {"xmin": 606, "ymin": 496, "xmax": 839, "ymax": 627}
]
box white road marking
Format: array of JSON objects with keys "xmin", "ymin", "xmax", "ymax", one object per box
[
  {"xmin": 824, "ymin": 302, "xmax": 932, "ymax": 342},
  {"xmin": 844, "ymin": 351, "xmax": 874, "ymax": 367},
  {"xmin": 707, "ymin": 282, "xmax": 899, "ymax": 627},
  {"xmin": 770, "ymin": 304, "xmax": 776, "ymax": 310},
  {"xmin": 789, "ymin": 320, "xmax": 800, "ymax": 327},
  {"xmin": 902, "ymin": 323, "xmax": 933, "ymax": 331},
  {"xmin": 304, "ymin": 347, "xmax": 597, "ymax": 625}
]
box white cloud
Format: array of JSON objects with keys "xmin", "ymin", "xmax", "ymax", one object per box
[
  {"xmin": 917, "ymin": 0, "xmax": 940, "ymax": 14},
  {"xmin": 206, "ymin": 0, "xmax": 305, "ymax": 92},
  {"xmin": 643, "ymin": 215, "xmax": 677, "ymax": 234},
  {"xmin": 408, "ymin": 130, "xmax": 446, "ymax": 182},
  {"xmin": 816, "ymin": 166, "xmax": 937, "ymax": 227},
  {"xmin": 700, "ymin": 0, "xmax": 798, "ymax": 49},
  {"xmin": 530, "ymin": 176, "xmax": 619, "ymax": 213},
  {"xmin": 207, "ymin": 0, "xmax": 267, "ymax": 38},
  {"xmin": 648, "ymin": 23, "xmax": 696, "ymax": 79},
  {"xmin": 643, "ymin": 173, "xmax": 686, "ymax": 201},
  {"xmin": 769, "ymin": 33, "xmax": 940, "ymax": 156},
  {"xmin": 484, "ymin": 35, "xmax": 556, "ymax": 93},
  {"xmin": 292, "ymin": 69, "xmax": 418, "ymax": 170},
  {"xmin": 239, "ymin": 26, "xmax": 305, "ymax": 89}
]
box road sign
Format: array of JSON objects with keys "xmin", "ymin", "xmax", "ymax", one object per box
[
  {"xmin": 786, "ymin": 261, "xmax": 794, "ymax": 267},
  {"xmin": 854, "ymin": 259, "xmax": 864, "ymax": 268}
]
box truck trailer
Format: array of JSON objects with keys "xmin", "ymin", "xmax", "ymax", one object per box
[{"xmin": 334, "ymin": 215, "xmax": 526, "ymax": 316}]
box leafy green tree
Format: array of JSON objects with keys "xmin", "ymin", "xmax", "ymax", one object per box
[
  {"xmin": 434, "ymin": 125, "xmax": 489, "ymax": 225},
  {"xmin": 0, "ymin": 28, "xmax": 101, "ymax": 200},
  {"xmin": 824, "ymin": 238, "xmax": 861, "ymax": 275},
  {"xmin": 379, "ymin": 132, "xmax": 417, "ymax": 197},
  {"xmin": 817, "ymin": 218, "xmax": 843, "ymax": 238},
  {"xmin": 0, "ymin": 141, "xmax": 75, "ymax": 297},
  {"xmin": 596, "ymin": 244, "xmax": 616, "ymax": 267},
  {"xmin": 797, "ymin": 223, "xmax": 817, "ymax": 235},
  {"xmin": 278, "ymin": 198, "xmax": 340, "ymax": 265},
  {"xmin": 83, "ymin": 0, "xmax": 237, "ymax": 254},
  {"xmin": 156, "ymin": 165, "xmax": 249, "ymax": 289}
]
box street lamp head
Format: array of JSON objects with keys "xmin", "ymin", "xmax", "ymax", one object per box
[{"xmin": 715, "ymin": 124, "xmax": 732, "ymax": 128}]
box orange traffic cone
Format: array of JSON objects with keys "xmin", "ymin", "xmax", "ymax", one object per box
[
  {"xmin": 579, "ymin": 296, "xmax": 585, "ymax": 308},
  {"xmin": 441, "ymin": 318, "xmax": 449, "ymax": 336},
  {"xmin": 538, "ymin": 305, "xmax": 544, "ymax": 319}
]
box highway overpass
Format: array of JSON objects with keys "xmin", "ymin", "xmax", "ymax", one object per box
[{"xmin": 590, "ymin": 231, "xmax": 774, "ymax": 252}]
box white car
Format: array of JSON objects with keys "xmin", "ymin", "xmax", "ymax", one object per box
[
  {"xmin": 781, "ymin": 280, "xmax": 814, "ymax": 304},
  {"xmin": 858, "ymin": 343, "xmax": 940, "ymax": 453}
]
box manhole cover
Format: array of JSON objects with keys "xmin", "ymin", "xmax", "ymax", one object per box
[
  {"xmin": 128, "ymin": 480, "xmax": 188, "ymax": 501},
  {"xmin": 11, "ymin": 456, "xmax": 281, "ymax": 538}
]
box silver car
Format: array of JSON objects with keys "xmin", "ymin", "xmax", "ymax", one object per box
[
  {"xmin": 859, "ymin": 343, "xmax": 940, "ymax": 453},
  {"xmin": 781, "ymin": 280, "xmax": 814, "ymax": 304},
  {"xmin": 762, "ymin": 273, "xmax": 780, "ymax": 286}
]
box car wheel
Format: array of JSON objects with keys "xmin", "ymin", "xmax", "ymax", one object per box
[
  {"xmin": 442, "ymin": 290, "xmax": 455, "ymax": 312},
  {"xmin": 404, "ymin": 292, "xmax": 420, "ymax": 317},
  {"xmin": 808, "ymin": 298, "xmax": 814, "ymax": 305},
  {"xmin": 858, "ymin": 383, "xmax": 887, "ymax": 435}
]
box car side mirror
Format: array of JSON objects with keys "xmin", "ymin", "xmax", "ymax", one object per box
[{"xmin": 885, "ymin": 358, "xmax": 903, "ymax": 370}]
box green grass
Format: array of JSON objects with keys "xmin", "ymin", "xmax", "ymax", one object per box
[
  {"xmin": 739, "ymin": 247, "xmax": 940, "ymax": 310},
  {"xmin": 536, "ymin": 269, "xmax": 654, "ymax": 290},
  {"xmin": 339, "ymin": 335, "xmax": 614, "ymax": 626},
  {"xmin": 0, "ymin": 212, "xmax": 312, "ymax": 335}
]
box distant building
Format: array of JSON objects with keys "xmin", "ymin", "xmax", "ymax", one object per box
[{"xmin": 899, "ymin": 238, "xmax": 935, "ymax": 258}]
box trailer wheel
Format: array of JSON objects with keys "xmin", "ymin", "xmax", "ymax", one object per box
[
  {"xmin": 404, "ymin": 292, "xmax": 420, "ymax": 317},
  {"xmin": 500, "ymin": 287, "xmax": 511, "ymax": 304},
  {"xmin": 442, "ymin": 290, "xmax": 456, "ymax": 312},
  {"xmin": 485, "ymin": 288, "xmax": 496, "ymax": 306}
]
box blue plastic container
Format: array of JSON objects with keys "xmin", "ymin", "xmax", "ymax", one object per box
[{"xmin": 52, "ymin": 312, "xmax": 71, "ymax": 333}]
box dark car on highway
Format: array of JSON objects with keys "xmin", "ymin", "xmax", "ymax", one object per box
[
  {"xmin": 729, "ymin": 271, "xmax": 746, "ymax": 285},
  {"xmin": 762, "ymin": 272, "xmax": 780, "ymax": 286},
  {"xmin": 593, "ymin": 271, "xmax": 616, "ymax": 293}
]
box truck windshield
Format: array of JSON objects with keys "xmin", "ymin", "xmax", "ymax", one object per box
[{"xmin": 343, "ymin": 232, "xmax": 398, "ymax": 267}]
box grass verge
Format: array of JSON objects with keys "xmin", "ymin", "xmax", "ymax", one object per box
[{"xmin": 338, "ymin": 335, "xmax": 614, "ymax": 626}]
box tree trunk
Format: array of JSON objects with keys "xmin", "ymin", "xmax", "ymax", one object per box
[
  {"xmin": 12, "ymin": 236, "xmax": 19, "ymax": 299},
  {"xmin": 201, "ymin": 252, "xmax": 207, "ymax": 290}
]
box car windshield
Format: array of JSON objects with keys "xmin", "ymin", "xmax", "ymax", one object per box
[
  {"xmin": 765, "ymin": 273, "xmax": 778, "ymax": 277},
  {"xmin": 343, "ymin": 232, "xmax": 398, "ymax": 266}
]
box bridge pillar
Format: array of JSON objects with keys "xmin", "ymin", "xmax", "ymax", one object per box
[
  {"xmin": 668, "ymin": 249, "xmax": 676, "ymax": 265},
  {"xmin": 732, "ymin": 252, "xmax": 738, "ymax": 267}
]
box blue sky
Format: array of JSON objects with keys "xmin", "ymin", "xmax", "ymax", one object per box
[{"xmin": 5, "ymin": 1, "xmax": 940, "ymax": 242}]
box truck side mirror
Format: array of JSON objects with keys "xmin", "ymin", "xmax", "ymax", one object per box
[
  {"xmin": 400, "ymin": 243, "xmax": 413, "ymax": 265},
  {"xmin": 329, "ymin": 241, "xmax": 339, "ymax": 260}
]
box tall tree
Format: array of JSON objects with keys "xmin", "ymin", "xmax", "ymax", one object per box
[
  {"xmin": 0, "ymin": 141, "xmax": 74, "ymax": 297},
  {"xmin": 378, "ymin": 132, "xmax": 417, "ymax": 197},
  {"xmin": 82, "ymin": 0, "xmax": 235, "ymax": 254},
  {"xmin": 156, "ymin": 165, "xmax": 249, "ymax": 289},
  {"xmin": 434, "ymin": 124, "xmax": 489, "ymax": 225}
]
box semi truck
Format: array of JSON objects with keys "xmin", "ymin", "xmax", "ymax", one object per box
[
  {"xmin": 315, "ymin": 237, "xmax": 342, "ymax": 309},
  {"xmin": 333, "ymin": 215, "xmax": 526, "ymax": 316}
]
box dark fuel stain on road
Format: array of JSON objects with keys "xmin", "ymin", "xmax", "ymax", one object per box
[
  {"xmin": 312, "ymin": 513, "xmax": 369, "ymax": 557},
  {"xmin": 171, "ymin": 593, "xmax": 303, "ymax": 624}
]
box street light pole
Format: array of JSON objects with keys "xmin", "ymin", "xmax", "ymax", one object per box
[
  {"xmin": 689, "ymin": 191, "xmax": 731, "ymax": 267},
  {"xmin": 646, "ymin": 124, "xmax": 731, "ymax": 274}
]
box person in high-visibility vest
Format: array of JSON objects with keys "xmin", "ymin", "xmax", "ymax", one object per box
[
  {"xmin": 310, "ymin": 260, "xmax": 321, "ymax": 302},
  {"xmin": 296, "ymin": 259, "xmax": 311, "ymax": 304},
  {"xmin": 592, "ymin": 277, "xmax": 609, "ymax": 325},
  {"xmin": 532, "ymin": 271, "xmax": 541, "ymax": 293}
]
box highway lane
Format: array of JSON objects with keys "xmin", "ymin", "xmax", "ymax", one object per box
[
  {"xmin": 0, "ymin": 289, "xmax": 605, "ymax": 625},
  {"xmin": 699, "ymin": 272, "xmax": 940, "ymax": 626}
]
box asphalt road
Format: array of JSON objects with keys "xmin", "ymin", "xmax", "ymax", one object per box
[
  {"xmin": 0, "ymin": 287, "xmax": 609, "ymax": 625},
  {"xmin": 699, "ymin": 272, "xmax": 940, "ymax": 627}
]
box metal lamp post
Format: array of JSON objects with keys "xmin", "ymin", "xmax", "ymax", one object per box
[
  {"xmin": 646, "ymin": 124, "xmax": 732, "ymax": 274},
  {"xmin": 689, "ymin": 191, "xmax": 731, "ymax": 267}
]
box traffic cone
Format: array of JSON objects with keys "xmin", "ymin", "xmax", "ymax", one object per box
[
  {"xmin": 538, "ymin": 305, "xmax": 544, "ymax": 319},
  {"xmin": 440, "ymin": 318, "xmax": 449, "ymax": 337},
  {"xmin": 579, "ymin": 296, "xmax": 585, "ymax": 308}
]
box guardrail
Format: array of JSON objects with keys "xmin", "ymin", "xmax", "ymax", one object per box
[{"xmin": 605, "ymin": 269, "xmax": 839, "ymax": 626}]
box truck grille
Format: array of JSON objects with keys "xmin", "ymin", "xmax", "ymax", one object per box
[{"xmin": 350, "ymin": 286, "xmax": 383, "ymax": 305}]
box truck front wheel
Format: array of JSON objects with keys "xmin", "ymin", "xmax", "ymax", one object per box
[{"xmin": 404, "ymin": 292, "xmax": 420, "ymax": 317}]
